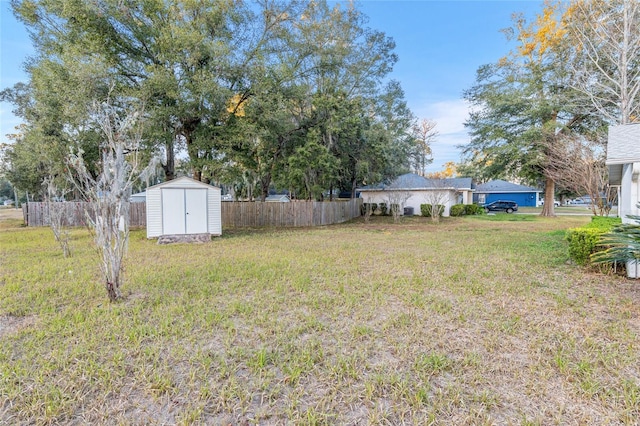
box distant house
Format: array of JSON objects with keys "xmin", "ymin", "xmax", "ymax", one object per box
[
  {"xmin": 607, "ymin": 124, "xmax": 640, "ymax": 222},
  {"xmin": 474, "ymin": 180, "xmax": 541, "ymax": 207},
  {"xmin": 130, "ymin": 191, "xmax": 146, "ymax": 203},
  {"xmin": 606, "ymin": 124, "xmax": 640, "ymax": 278},
  {"xmin": 358, "ymin": 173, "xmax": 474, "ymax": 216},
  {"xmin": 264, "ymin": 194, "xmax": 290, "ymax": 202}
]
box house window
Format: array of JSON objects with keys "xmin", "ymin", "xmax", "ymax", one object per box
[{"xmin": 478, "ymin": 194, "xmax": 486, "ymax": 204}]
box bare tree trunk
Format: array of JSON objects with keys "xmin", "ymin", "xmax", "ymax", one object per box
[
  {"xmin": 351, "ymin": 176, "xmax": 358, "ymax": 199},
  {"xmin": 163, "ymin": 136, "xmax": 176, "ymax": 181},
  {"xmin": 540, "ymin": 177, "xmax": 556, "ymax": 217},
  {"xmin": 260, "ymin": 173, "xmax": 271, "ymax": 201},
  {"xmin": 67, "ymin": 102, "xmax": 144, "ymax": 302},
  {"xmin": 44, "ymin": 179, "xmax": 72, "ymax": 258},
  {"xmin": 363, "ymin": 202, "xmax": 373, "ymax": 223}
]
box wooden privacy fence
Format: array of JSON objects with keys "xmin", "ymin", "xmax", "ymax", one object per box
[
  {"xmin": 23, "ymin": 199, "xmax": 362, "ymax": 228},
  {"xmin": 221, "ymin": 199, "xmax": 362, "ymax": 228},
  {"xmin": 23, "ymin": 202, "xmax": 147, "ymax": 228}
]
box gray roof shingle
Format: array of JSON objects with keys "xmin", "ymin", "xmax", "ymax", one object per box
[
  {"xmin": 607, "ymin": 124, "xmax": 640, "ymax": 185},
  {"xmin": 475, "ymin": 179, "xmax": 540, "ymax": 193},
  {"xmin": 359, "ymin": 173, "xmax": 473, "ymax": 191}
]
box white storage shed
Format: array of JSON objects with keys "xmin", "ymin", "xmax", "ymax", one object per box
[{"xmin": 145, "ymin": 177, "xmax": 222, "ymax": 239}]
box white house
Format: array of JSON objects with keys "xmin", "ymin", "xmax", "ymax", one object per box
[
  {"xmin": 358, "ymin": 173, "xmax": 474, "ymax": 216},
  {"xmin": 265, "ymin": 194, "xmax": 290, "ymax": 202},
  {"xmin": 145, "ymin": 176, "xmax": 222, "ymax": 239},
  {"xmin": 130, "ymin": 191, "xmax": 146, "ymax": 203},
  {"xmin": 606, "ymin": 124, "xmax": 640, "ymax": 277},
  {"xmin": 607, "ymin": 124, "xmax": 640, "ymax": 221}
]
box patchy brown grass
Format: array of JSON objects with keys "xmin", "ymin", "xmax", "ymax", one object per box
[{"xmin": 1, "ymin": 211, "xmax": 639, "ymax": 425}]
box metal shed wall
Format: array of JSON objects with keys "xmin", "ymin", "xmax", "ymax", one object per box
[{"xmin": 145, "ymin": 177, "xmax": 222, "ymax": 238}]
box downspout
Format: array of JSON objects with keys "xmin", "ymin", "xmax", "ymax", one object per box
[
  {"xmin": 634, "ymin": 163, "xmax": 640, "ymax": 216},
  {"xmin": 629, "ymin": 163, "xmax": 640, "ymax": 278}
]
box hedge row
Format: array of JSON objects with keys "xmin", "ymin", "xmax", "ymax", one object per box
[
  {"xmin": 447, "ymin": 203, "xmax": 485, "ymax": 217},
  {"xmin": 565, "ymin": 216, "xmax": 621, "ymax": 265},
  {"xmin": 419, "ymin": 203, "xmax": 485, "ymax": 217},
  {"xmin": 362, "ymin": 202, "xmax": 485, "ymax": 218},
  {"xmin": 361, "ymin": 202, "xmax": 401, "ymax": 216}
]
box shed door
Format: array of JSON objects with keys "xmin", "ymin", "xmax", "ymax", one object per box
[
  {"xmin": 161, "ymin": 188, "xmax": 208, "ymax": 235},
  {"xmin": 185, "ymin": 189, "xmax": 207, "ymax": 234}
]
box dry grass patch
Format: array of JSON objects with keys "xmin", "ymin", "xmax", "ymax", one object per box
[{"xmin": 1, "ymin": 212, "xmax": 639, "ymax": 424}]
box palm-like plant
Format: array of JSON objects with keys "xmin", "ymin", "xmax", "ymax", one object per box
[{"xmin": 591, "ymin": 208, "xmax": 640, "ymax": 272}]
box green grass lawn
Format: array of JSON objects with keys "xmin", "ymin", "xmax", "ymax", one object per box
[
  {"xmin": 1, "ymin": 212, "xmax": 639, "ymax": 425},
  {"xmin": 517, "ymin": 205, "xmax": 601, "ymax": 215}
]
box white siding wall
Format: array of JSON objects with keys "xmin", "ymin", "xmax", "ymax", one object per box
[
  {"xmin": 146, "ymin": 186, "xmax": 162, "ymax": 238},
  {"xmin": 360, "ymin": 190, "xmax": 457, "ymax": 216},
  {"xmin": 620, "ymin": 163, "xmax": 640, "ymax": 225},
  {"xmin": 208, "ymin": 187, "xmax": 222, "ymax": 236}
]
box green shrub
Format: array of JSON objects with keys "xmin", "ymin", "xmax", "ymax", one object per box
[
  {"xmin": 565, "ymin": 216, "xmax": 621, "ymax": 265},
  {"xmin": 379, "ymin": 203, "xmax": 388, "ymax": 216},
  {"xmin": 420, "ymin": 204, "xmax": 444, "ymax": 217},
  {"xmin": 565, "ymin": 228, "xmax": 604, "ymax": 265},
  {"xmin": 449, "ymin": 204, "xmax": 466, "ymax": 217},
  {"xmin": 589, "ymin": 216, "xmax": 621, "ymax": 228},
  {"xmin": 464, "ymin": 204, "xmax": 485, "ymax": 216},
  {"xmin": 591, "ymin": 209, "xmax": 640, "ymax": 269},
  {"xmin": 361, "ymin": 203, "xmax": 378, "ymax": 215}
]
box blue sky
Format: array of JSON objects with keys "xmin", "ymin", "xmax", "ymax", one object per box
[{"xmin": 0, "ymin": 0, "xmax": 543, "ymax": 173}]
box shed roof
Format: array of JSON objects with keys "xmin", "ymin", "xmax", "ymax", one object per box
[
  {"xmin": 146, "ymin": 176, "xmax": 220, "ymax": 190},
  {"xmin": 359, "ymin": 173, "xmax": 474, "ymax": 191},
  {"xmin": 475, "ymin": 179, "xmax": 541, "ymax": 193},
  {"xmin": 607, "ymin": 124, "xmax": 640, "ymax": 185}
]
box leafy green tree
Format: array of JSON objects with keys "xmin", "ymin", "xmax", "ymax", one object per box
[
  {"xmin": 285, "ymin": 130, "xmax": 338, "ymax": 200},
  {"xmin": 1, "ymin": 65, "xmax": 103, "ymax": 199},
  {"xmin": 0, "ymin": 177, "xmax": 13, "ymax": 200},
  {"xmin": 219, "ymin": 1, "xmax": 412, "ymax": 199},
  {"xmin": 9, "ymin": 0, "xmax": 251, "ymax": 183},
  {"xmin": 5, "ymin": 0, "xmax": 415, "ymax": 200},
  {"xmin": 463, "ymin": 3, "xmax": 599, "ymax": 216},
  {"xmin": 1, "ymin": 130, "xmax": 49, "ymax": 199}
]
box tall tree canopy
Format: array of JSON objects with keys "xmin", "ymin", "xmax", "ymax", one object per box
[
  {"xmin": 2, "ymin": 0, "xmax": 419, "ymax": 200},
  {"xmin": 462, "ymin": 1, "xmax": 609, "ymax": 216},
  {"xmin": 565, "ymin": 0, "xmax": 640, "ymax": 125}
]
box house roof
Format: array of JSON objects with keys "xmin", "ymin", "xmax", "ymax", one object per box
[
  {"xmin": 358, "ymin": 173, "xmax": 474, "ymax": 191},
  {"xmin": 264, "ymin": 194, "xmax": 290, "ymax": 202},
  {"xmin": 475, "ymin": 179, "xmax": 541, "ymax": 194},
  {"xmin": 607, "ymin": 124, "xmax": 640, "ymax": 185},
  {"xmin": 130, "ymin": 191, "xmax": 146, "ymax": 201}
]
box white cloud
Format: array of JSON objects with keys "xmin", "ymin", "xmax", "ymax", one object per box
[
  {"xmin": 411, "ymin": 98, "xmax": 472, "ymax": 172},
  {"xmin": 0, "ymin": 103, "xmax": 24, "ymax": 143},
  {"xmin": 416, "ymin": 99, "xmax": 470, "ymax": 135}
]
